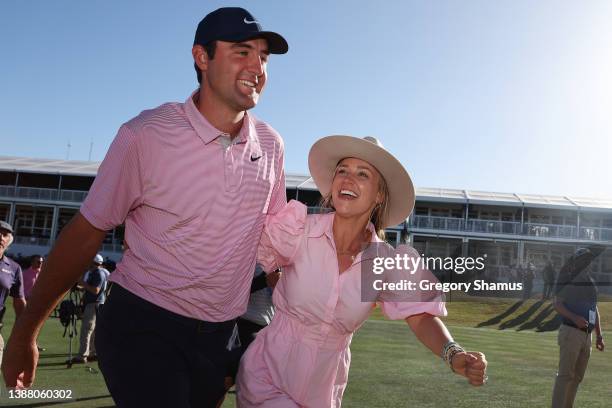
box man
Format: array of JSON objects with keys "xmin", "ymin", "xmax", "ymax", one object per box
[
  {"xmin": 0, "ymin": 221, "xmax": 26, "ymax": 364},
  {"xmin": 542, "ymin": 258, "xmax": 555, "ymax": 300},
  {"xmin": 552, "ymin": 247, "xmax": 605, "ymax": 408},
  {"xmin": 2, "ymin": 7, "xmax": 288, "ymax": 407},
  {"xmin": 522, "ymin": 262, "xmax": 535, "ymax": 299},
  {"xmin": 69, "ymin": 254, "xmax": 108, "ymax": 364},
  {"xmin": 22, "ymin": 255, "xmax": 43, "ymax": 301}
]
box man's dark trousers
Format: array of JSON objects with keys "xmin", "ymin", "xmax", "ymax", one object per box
[{"xmin": 95, "ymin": 285, "xmax": 239, "ymax": 408}]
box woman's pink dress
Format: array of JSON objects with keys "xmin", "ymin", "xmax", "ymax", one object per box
[{"xmin": 236, "ymin": 200, "xmax": 446, "ymax": 407}]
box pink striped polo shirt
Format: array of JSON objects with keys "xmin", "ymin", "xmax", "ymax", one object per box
[{"xmin": 81, "ymin": 90, "xmax": 286, "ymax": 322}]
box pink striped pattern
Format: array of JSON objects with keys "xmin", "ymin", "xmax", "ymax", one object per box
[{"xmin": 81, "ymin": 91, "xmax": 286, "ymax": 321}]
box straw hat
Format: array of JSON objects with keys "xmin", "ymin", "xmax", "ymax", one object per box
[{"xmin": 308, "ymin": 135, "xmax": 415, "ymax": 228}]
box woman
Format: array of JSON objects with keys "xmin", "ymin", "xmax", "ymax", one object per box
[{"xmin": 236, "ymin": 135, "xmax": 487, "ymax": 407}]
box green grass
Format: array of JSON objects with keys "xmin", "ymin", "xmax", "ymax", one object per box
[{"xmin": 1, "ymin": 296, "xmax": 611, "ymax": 407}]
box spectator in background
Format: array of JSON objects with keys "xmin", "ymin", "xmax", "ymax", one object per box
[
  {"xmin": 513, "ymin": 263, "xmax": 523, "ymax": 287},
  {"xmin": 102, "ymin": 257, "xmax": 116, "ymax": 273},
  {"xmin": 552, "ymin": 247, "xmax": 605, "ymax": 408},
  {"xmin": 22, "ymin": 254, "xmax": 46, "ymax": 352},
  {"xmin": 70, "ymin": 254, "xmax": 108, "ymax": 364},
  {"xmin": 542, "ymin": 259, "xmax": 555, "ymax": 300},
  {"xmin": 522, "ymin": 262, "xmax": 535, "ymax": 299},
  {"xmin": 0, "ymin": 221, "xmax": 26, "ymax": 364},
  {"xmin": 22, "ymin": 255, "xmax": 43, "ymax": 300}
]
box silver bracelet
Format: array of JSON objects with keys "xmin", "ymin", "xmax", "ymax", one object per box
[{"xmin": 441, "ymin": 341, "xmax": 465, "ymax": 372}]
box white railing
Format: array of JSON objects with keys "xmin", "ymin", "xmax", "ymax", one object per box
[
  {"xmin": 523, "ymin": 223, "xmax": 576, "ymax": 239},
  {"xmin": 412, "ymin": 215, "xmax": 465, "ymax": 232},
  {"xmin": 14, "ymin": 236, "xmax": 51, "ymax": 246},
  {"xmin": 101, "ymin": 242, "xmax": 124, "ymax": 253},
  {"xmin": 13, "ymin": 235, "xmax": 123, "ymax": 252},
  {"xmin": 307, "ymin": 206, "xmax": 332, "ymax": 214},
  {"xmin": 466, "ymin": 219, "xmax": 522, "ymax": 235},
  {"xmin": 410, "ymin": 216, "xmax": 612, "ymax": 242},
  {"xmin": 0, "ymin": 185, "xmax": 17, "ymax": 198},
  {"xmin": 580, "ymin": 226, "xmax": 612, "ymax": 241},
  {"xmin": 59, "ymin": 189, "xmax": 88, "ymax": 202},
  {"xmin": 0, "ymin": 185, "xmax": 87, "ymax": 203}
]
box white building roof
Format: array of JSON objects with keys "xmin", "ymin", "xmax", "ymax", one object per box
[{"xmin": 0, "ymin": 155, "xmax": 99, "ymax": 176}]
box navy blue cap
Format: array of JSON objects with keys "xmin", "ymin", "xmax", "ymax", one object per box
[
  {"xmin": 0, "ymin": 220, "xmax": 13, "ymax": 234},
  {"xmin": 194, "ymin": 7, "xmax": 288, "ymax": 54}
]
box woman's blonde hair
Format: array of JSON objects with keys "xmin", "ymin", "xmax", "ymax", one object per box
[{"xmin": 319, "ymin": 165, "xmax": 390, "ymax": 241}]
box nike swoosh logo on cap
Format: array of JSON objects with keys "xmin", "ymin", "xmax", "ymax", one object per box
[
  {"xmin": 251, "ymin": 155, "xmax": 262, "ymax": 161},
  {"xmin": 244, "ymin": 18, "xmax": 258, "ymax": 24}
]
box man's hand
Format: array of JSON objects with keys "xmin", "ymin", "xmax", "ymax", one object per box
[
  {"xmin": 572, "ymin": 315, "xmax": 589, "ymax": 329},
  {"xmin": 451, "ymin": 351, "xmax": 488, "ymax": 386},
  {"xmin": 596, "ymin": 336, "xmax": 605, "ymax": 352},
  {"xmin": 1, "ymin": 338, "xmax": 39, "ymax": 388},
  {"xmin": 266, "ymin": 270, "xmax": 282, "ymax": 288}
]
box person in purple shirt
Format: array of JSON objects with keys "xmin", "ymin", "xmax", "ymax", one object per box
[
  {"xmin": 0, "ymin": 221, "xmax": 26, "ymax": 365},
  {"xmin": 2, "ymin": 7, "xmax": 288, "ymax": 408}
]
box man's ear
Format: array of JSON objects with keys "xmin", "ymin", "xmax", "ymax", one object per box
[{"xmin": 192, "ymin": 45, "xmax": 208, "ymax": 72}]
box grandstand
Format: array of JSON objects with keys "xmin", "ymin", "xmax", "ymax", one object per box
[{"xmin": 1, "ymin": 155, "xmax": 611, "ymax": 286}]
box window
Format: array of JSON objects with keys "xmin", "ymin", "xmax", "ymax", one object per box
[
  {"xmin": 14, "ymin": 205, "xmax": 54, "ymax": 238},
  {"xmin": 56, "ymin": 208, "xmax": 79, "ymax": 238},
  {"xmin": 0, "ymin": 171, "xmax": 17, "ymax": 186},
  {"xmin": 415, "ymin": 207, "xmax": 429, "ymax": 216},
  {"xmin": 0, "ymin": 203, "xmax": 9, "ymax": 222}
]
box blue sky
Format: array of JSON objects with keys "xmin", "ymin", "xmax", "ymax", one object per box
[{"xmin": 1, "ymin": 1, "xmax": 611, "ymax": 198}]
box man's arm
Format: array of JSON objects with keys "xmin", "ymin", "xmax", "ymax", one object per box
[
  {"xmin": 1, "ymin": 212, "xmax": 107, "ymax": 387},
  {"xmin": 12, "ymin": 297, "xmax": 26, "ymax": 319},
  {"xmin": 79, "ymin": 273, "xmax": 102, "ymax": 295},
  {"xmin": 553, "ymin": 296, "xmax": 588, "ymax": 328},
  {"xmin": 80, "ymin": 280, "xmax": 101, "ymax": 295}
]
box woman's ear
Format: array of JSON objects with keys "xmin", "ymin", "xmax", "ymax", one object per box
[{"xmin": 375, "ymin": 191, "xmax": 383, "ymax": 206}]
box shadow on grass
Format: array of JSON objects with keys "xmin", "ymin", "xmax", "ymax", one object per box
[
  {"xmin": 476, "ymin": 300, "xmax": 525, "ymax": 327},
  {"xmin": 517, "ymin": 303, "xmax": 556, "ymax": 331},
  {"xmin": 536, "ymin": 313, "xmax": 563, "ymax": 332},
  {"xmin": 4, "ymin": 394, "xmax": 112, "ymax": 408},
  {"xmin": 37, "ymin": 353, "xmax": 70, "ymax": 359},
  {"xmin": 37, "ymin": 361, "xmax": 74, "ymax": 368},
  {"xmin": 499, "ymin": 300, "xmax": 545, "ymax": 330},
  {"xmin": 475, "ymin": 298, "xmax": 565, "ymax": 333}
]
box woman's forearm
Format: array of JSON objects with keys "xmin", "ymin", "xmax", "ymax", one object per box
[{"xmin": 405, "ymin": 313, "xmax": 453, "ymax": 356}]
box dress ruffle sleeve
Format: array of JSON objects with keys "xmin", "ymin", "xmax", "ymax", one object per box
[
  {"xmin": 378, "ymin": 245, "xmax": 448, "ymax": 320},
  {"xmin": 257, "ymin": 199, "xmax": 307, "ymax": 272}
]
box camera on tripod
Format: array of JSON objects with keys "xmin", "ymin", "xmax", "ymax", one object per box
[{"xmin": 59, "ymin": 284, "xmax": 83, "ymax": 368}]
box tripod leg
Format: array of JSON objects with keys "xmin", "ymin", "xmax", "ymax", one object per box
[{"xmin": 67, "ymin": 317, "xmax": 75, "ymax": 368}]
